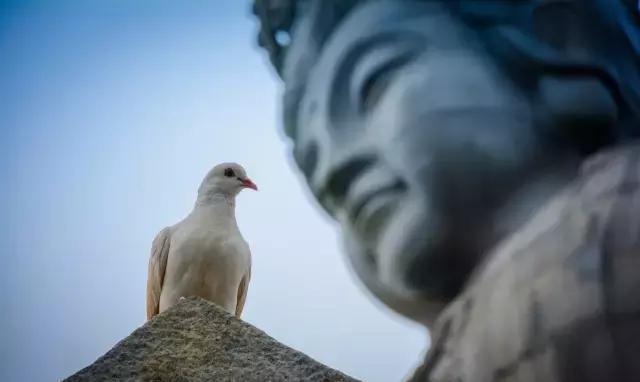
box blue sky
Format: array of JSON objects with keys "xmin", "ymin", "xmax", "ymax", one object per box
[{"xmin": 0, "ymin": 1, "xmax": 426, "ymax": 381}]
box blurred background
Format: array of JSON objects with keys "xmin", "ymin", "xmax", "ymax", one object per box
[{"xmin": 0, "ymin": 1, "xmax": 426, "ymax": 381}]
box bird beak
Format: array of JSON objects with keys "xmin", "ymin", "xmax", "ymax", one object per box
[{"xmin": 241, "ymin": 178, "xmax": 258, "ymax": 191}]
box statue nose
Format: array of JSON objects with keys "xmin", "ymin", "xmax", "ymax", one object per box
[
  {"xmin": 294, "ymin": 133, "xmax": 376, "ymax": 211},
  {"xmin": 320, "ymin": 155, "xmax": 376, "ymax": 208},
  {"xmin": 296, "ymin": 141, "xmax": 319, "ymax": 181}
]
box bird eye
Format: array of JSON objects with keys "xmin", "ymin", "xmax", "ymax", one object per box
[{"xmin": 224, "ymin": 168, "xmax": 235, "ymax": 177}]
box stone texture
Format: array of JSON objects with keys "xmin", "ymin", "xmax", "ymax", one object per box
[
  {"xmin": 65, "ymin": 298, "xmax": 359, "ymax": 382},
  {"xmin": 410, "ymin": 145, "xmax": 640, "ymax": 382}
]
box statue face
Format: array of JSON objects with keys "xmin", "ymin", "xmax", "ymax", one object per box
[{"xmin": 276, "ymin": 1, "xmax": 617, "ymax": 322}]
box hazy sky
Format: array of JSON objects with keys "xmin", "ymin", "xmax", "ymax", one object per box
[{"xmin": 0, "ymin": 1, "xmax": 427, "ymax": 381}]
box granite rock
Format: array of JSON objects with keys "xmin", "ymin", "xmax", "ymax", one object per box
[{"xmin": 65, "ymin": 297, "xmax": 359, "ymax": 382}]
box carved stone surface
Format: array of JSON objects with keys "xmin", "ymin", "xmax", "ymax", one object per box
[
  {"xmin": 254, "ymin": 0, "xmax": 640, "ymax": 325},
  {"xmin": 64, "ymin": 298, "xmax": 359, "ymax": 382},
  {"xmin": 254, "ymin": 1, "xmax": 640, "ymax": 381},
  {"xmin": 409, "ymin": 144, "xmax": 640, "ymax": 381},
  {"xmin": 255, "ymin": 0, "xmax": 640, "ymax": 381}
]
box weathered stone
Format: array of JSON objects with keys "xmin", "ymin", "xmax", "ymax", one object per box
[
  {"xmin": 253, "ymin": 0, "xmax": 640, "ymax": 379},
  {"xmin": 253, "ymin": 0, "xmax": 640, "ymax": 328},
  {"xmin": 65, "ymin": 298, "xmax": 359, "ymax": 382},
  {"xmin": 409, "ymin": 145, "xmax": 640, "ymax": 382}
]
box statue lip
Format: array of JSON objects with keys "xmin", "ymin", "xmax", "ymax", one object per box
[
  {"xmin": 343, "ymin": 166, "xmax": 407, "ymax": 234},
  {"xmin": 349, "ymin": 180, "xmax": 405, "ymax": 224}
]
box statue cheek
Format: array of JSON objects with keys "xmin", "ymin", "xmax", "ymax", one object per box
[{"xmin": 367, "ymin": 49, "xmax": 542, "ymax": 176}]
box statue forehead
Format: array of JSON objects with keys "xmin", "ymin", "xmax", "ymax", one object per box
[
  {"xmin": 254, "ymin": 0, "xmax": 640, "ymax": 140},
  {"xmin": 251, "ymin": 0, "xmax": 573, "ymax": 76}
]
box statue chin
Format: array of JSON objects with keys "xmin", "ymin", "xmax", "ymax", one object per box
[
  {"xmin": 343, "ymin": 222, "xmax": 448, "ymax": 326},
  {"xmin": 340, "ymin": 138, "xmax": 553, "ymax": 324},
  {"xmin": 342, "ymin": 188, "xmax": 485, "ymax": 324}
]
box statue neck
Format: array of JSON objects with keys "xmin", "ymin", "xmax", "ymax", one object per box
[{"xmin": 493, "ymin": 158, "xmax": 581, "ymax": 248}]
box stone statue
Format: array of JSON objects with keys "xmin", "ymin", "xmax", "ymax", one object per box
[{"xmin": 254, "ymin": 1, "xmax": 640, "ymax": 380}]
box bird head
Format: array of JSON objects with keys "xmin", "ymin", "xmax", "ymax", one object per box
[{"xmin": 198, "ymin": 162, "xmax": 258, "ymax": 199}]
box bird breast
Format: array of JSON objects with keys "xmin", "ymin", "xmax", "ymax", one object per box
[
  {"xmin": 161, "ymin": 225, "xmax": 249, "ymax": 312},
  {"xmin": 174, "ymin": 227, "xmax": 247, "ymax": 277}
]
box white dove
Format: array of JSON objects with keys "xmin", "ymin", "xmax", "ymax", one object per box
[{"xmin": 146, "ymin": 162, "xmax": 257, "ymax": 320}]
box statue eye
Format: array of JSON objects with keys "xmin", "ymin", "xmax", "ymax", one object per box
[
  {"xmin": 358, "ymin": 52, "xmax": 415, "ymax": 114},
  {"xmin": 224, "ymin": 168, "xmax": 235, "ymax": 177},
  {"xmin": 347, "ymin": 37, "xmax": 422, "ymax": 115}
]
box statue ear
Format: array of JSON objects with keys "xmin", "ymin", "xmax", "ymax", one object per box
[
  {"xmin": 252, "ymin": 0, "xmax": 297, "ymax": 75},
  {"xmin": 252, "ymin": 0, "xmax": 361, "ymax": 76}
]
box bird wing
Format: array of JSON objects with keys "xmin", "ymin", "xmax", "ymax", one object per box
[
  {"xmin": 235, "ymin": 261, "xmax": 251, "ymax": 318},
  {"xmin": 146, "ymin": 227, "xmax": 171, "ymax": 320}
]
